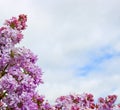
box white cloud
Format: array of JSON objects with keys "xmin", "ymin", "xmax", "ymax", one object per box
[{"xmin": 1, "ymin": 0, "xmax": 120, "ymax": 104}]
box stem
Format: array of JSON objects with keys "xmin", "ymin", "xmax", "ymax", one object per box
[{"xmin": 0, "ymin": 64, "xmax": 9, "ymax": 78}]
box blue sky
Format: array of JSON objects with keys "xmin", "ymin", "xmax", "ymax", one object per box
[{"xmin": 0, "ymin": 0, "xmax": 120, "ymax": 103}]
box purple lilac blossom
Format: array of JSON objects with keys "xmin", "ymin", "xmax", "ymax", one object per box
[{"xmin": 0, "ymin": 14, "xmax": 43, "ymax": 110}]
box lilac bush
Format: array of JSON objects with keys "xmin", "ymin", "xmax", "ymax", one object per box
[{"xmin": 0, "ymin": 15, "xmax": 120, "ymax": 110}]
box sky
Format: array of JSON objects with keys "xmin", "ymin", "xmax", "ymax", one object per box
[{"xmin": 0, "ymin": 0, "xmax": 120, "ymax": 104}]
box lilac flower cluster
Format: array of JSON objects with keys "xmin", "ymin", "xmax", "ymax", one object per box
[
  {"xmin": 54, "ymin": 93, "xmax": 120, "ymax": 110},
  {"xmin": 0, "ymin": 14, "xmax": 43, "ymax": 110},
  {"xmin": 0, "ymin": 15, "xmax": 120, "ymax": 110}
]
